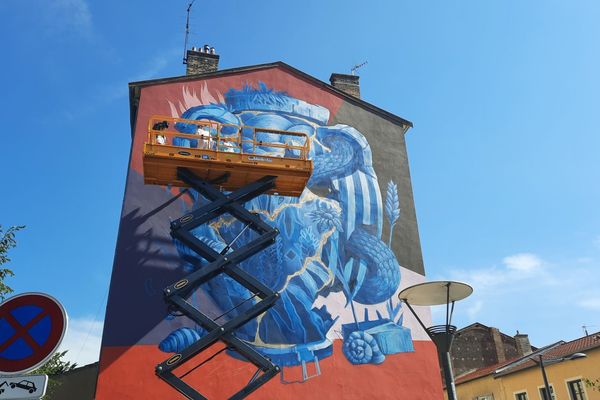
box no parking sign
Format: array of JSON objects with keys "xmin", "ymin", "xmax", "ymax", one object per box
[{"xmin": 0, "ymin": 293, "xmax": 67, "ymax": 375}]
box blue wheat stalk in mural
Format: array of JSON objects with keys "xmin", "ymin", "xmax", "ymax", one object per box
[
  {"xmin": 385, "ymin": 181, "xmax": 400, "ymax": 247},
  {"xmin": 386, "ymin": 297, "xmax": 404, "ymax": 325},
  {"xmin": 334, "ymin": 259, "xmax": 366, "ymax": 330}
]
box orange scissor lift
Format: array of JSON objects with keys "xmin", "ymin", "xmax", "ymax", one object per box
[
  {"xmin": 143, "ymin": 115, "xmax": 312, "ymax": 197},
  {"xmin": 142, "ymin": 116, "xmax": 313, "ymax": 399}
]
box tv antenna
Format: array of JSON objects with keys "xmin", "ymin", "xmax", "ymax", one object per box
[
  {"xmin": 182, "ymin": 0, "xmax": 197, "ymax": 64},
  {"xmin": 351, "ymin": 60, "xmax": 368, "ymax": 75},
  {"xmin": 582, "ymin": 324, "xmax": 598, "ymax": 336}
]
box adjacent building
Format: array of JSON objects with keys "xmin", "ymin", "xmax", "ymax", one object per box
[
  {"xmin": 446, "ymin": 331, "xmax": 600, "ymax": 400},
  {"xmin": 451, "ymin": 323, "xmax": 536, "ymax": 377}
]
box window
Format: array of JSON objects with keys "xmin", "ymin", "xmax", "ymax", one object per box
[
  {"xmin": 567, "ymin": 379, "xmax": 587, "ymax": 400},
  {"xmin": 475, "ymin": 396, "xmax": 494, "ymax": 400},
  {"xmin": 515, "ymin": 392, "xmax": 528, "ymax": 400},
  {"xmin": 539, "ymin": 385, "xmax": 555, "ymax": 400}
]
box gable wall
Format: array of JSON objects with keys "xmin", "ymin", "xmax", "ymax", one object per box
[{"xmin": 96, "ymin": 66, "xmax": 439, "ymax": 399}]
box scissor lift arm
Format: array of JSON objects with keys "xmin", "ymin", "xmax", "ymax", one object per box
[{"xmin": 156, "ymin": 167, "xmax": 281, "ymax": 400}]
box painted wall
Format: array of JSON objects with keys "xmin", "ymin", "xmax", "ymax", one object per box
[
  {"xmin": 96, "ymin": 65, "xmax": 441, "ymax": 399},
  {"xmin": 448, "ymin": 348, "xmax": 600, "ymax": 400}
]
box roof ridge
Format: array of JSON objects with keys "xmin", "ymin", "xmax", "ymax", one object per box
[
  {"xmin": 128, "ymin": 61, "xmax": 413, "ymax": 134},
  {"xmin": 493, "ymin": 341, "xmax": 564, "ymax": 375}
]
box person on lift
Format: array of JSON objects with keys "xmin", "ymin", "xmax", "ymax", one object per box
[
  {"xmin": 196, "ymin": 126, "xmax": 213, "ymax": 149},
  {"xmin": 153, "ymin": 120, "xmax": 169, "ymax": 145}
]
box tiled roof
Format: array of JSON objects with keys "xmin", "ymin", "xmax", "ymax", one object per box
[
  {"xmin": 454, "ymin": 356, "xmax": 519, "ymax": 384},
  {"xmin": 453, "ymin": 332, "xmax": 600, "ymax": 385},
  {"xmin": 494, "ymin": 332, "xmax": 600, "ymax": 377}
]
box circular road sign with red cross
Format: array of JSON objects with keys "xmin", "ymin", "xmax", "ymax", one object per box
[{"xmin": 0, "ymin": 292, "xmax": 67, "ymax": 375}]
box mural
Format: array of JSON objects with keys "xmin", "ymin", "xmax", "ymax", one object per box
[
  {"xmin": 96, "ymin": 66, "xmax": 442, "ymax": 400},
  {"xmin": 158, "ymin": 83, "xmax": 413, "ymax": 372}
]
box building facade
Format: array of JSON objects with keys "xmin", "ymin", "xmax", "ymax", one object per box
[
  {"xmin": 95, "ymin": 51, "xmax": 441, "ymax": 399},
  {"xmin": 451, "ymin": 323, "xmax": 535, "ymax": 377},
  {"xmin": 446, "ymin": 332, "xmax": 600, "ymax": 400}
]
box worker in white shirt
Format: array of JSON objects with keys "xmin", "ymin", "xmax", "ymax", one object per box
[{"xmin": 197, "ymin": 126, "xmax": 213, "ymax": 149}]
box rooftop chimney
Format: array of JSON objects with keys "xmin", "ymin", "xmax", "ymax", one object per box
[
  {"xmin": 514, "ymin": 332, "xmax": 532, "ymax": 356},
  {"xmin": 329, "ymin": 73, "xmax": 360, "ymax": 98},
  {"xmin": 186, "ymin": 45, "xmax": 219, "ymax": 75},
  {"xmin": 491, "ymin": 327, "xmax": 506, "ymax": 363}
]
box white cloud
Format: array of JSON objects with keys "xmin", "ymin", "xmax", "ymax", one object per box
[
  {"xmin": 78, "ymin": 47, "xmax": 181, "ymax": 115},
  {"xmin": 503, "ymin": 253, "xmax": 542, "ymax": 273},
  {"xmin": 447, "ymin": 253, "xmax": 547, "ymax": 295},
  {"xmin": 133, "ymin": 52, "xmax": 175, "ymax": 82},
  {"xmin": 47, "ymin": 0, "xmax": 93, "ymax": 38},
  {"xmin": 58, "ymin": 317, "xmax": 103, "ymax": 366},
  {"xmin": 578, "ymin": 297, "xmax": 600, "ymax": 311},
  {"xmin": 466, "ymin": 300, "xmax": 483, "ymax": 320},
  {"xmin": 438, "ymin": 247, "xmax": 600, "ymax": 345}
]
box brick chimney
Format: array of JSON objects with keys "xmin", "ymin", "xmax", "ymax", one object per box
[
  {"xmin": 329, "ymin": 73, "xmax": 360, "ymax": 98},
  {"xmin": 490, "ymin": 327, "xmax": 506, "ymax": 363},
  {"xmin": 514, "ymin": 332, "xmax": 532, "ymax": 356},
  {"xmin": 186, "ymin": 45, "xmax": 219, "ymax": 75}
]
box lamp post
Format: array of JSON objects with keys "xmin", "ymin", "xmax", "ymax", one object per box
[
  {"xmin": 535, "ymin": 353, "xmax": 587, "ymax": 400},
  {"xmin": 398, "ymin": 281, "xmax": 473, "ymax": 400}
]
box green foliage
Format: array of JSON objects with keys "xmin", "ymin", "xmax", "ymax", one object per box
[
  {"xmin": 1, "ymin": 225, "xmax": 79, "ymax": 397},
  {"xmin": 32, "ymin": 350, "xmax": 78, "ymax": 375},
  {"xmin": 31, "ymin": 351, "xmax": 78, "ymax": 398},
  {"xmin": 0, "ymin": 225, "xmax": 25, "ymax": 301},
  {"xmin": 584, "ymin": 377, "xmax": 600, "ymax": 391}
]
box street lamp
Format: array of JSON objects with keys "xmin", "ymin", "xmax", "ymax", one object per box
[
  {"xmin": 535, "ymin": 352, "xmax": 587, "ymax": 400},
  {"xmin": 398, "ymin": 280, "xmax": 473, "ymax": 400}
]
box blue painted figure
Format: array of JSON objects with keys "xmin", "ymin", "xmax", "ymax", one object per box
[{"xmin": 159, "ymin": 83, "xmax": 412, "ymax": 372}]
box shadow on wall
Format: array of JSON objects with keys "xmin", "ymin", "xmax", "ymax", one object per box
[{"xmin": 100, "ymin": 172, "xmax": 197, "ymax": 371}]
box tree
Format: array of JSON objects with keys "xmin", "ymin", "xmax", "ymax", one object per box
[
  {"xmin": 1, "ymin": 225, "xmax": 79, "ymax": 397},
  {"xmin": 0, "ymin": 225, "xmax": 25, "ymax": 301},
  {"xmin": 30, "ymin": 351, "xmax": 78, "ymax": 398},
  {"xmin": 32, "ymin": 351, "xmax": 78, "ymax": 376}
]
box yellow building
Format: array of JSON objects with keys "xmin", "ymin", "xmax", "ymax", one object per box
[{"xmin": 445, "ymin": 332, "xmax": 600, "ymax": 400}]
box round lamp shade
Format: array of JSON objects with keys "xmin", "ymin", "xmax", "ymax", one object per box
[{"xmin": 398, "ymin": 280, "xmax": 473, "ymax": 306}]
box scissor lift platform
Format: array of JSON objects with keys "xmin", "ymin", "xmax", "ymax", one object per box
[{"xmin": 143, "ymin": 116, "xmax": 313, "ymax": 197}]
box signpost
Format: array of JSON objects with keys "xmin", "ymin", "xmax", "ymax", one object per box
[
  {"xmin": 0, "ymin": 293, "xmax": 67, "ymax": 375},
  {"xmin": 0, "ymin": 375, "xmax": 48, "ymax": 399}
]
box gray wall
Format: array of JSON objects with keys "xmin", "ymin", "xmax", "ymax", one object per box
[{"xmin": 333, "ymin": 102, "xmax": 425, "ymax": 275}]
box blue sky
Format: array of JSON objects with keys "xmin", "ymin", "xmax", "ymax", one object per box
[{"xmin": 2, "ymin": 0, "xmax": 599, "ymax": 365}]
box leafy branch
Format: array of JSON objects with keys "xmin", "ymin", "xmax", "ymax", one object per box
[
  {"xmin": 31, "ymin": 350, "xmax": 78, "ymax": 397},
  {"xmin": 0, "ymin": 225, "xmax": 25, "ymax": 301}
]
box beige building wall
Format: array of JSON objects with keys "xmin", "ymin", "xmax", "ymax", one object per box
[
  {"xmin": 446, "ymin": 348, "xmax": 600, "ymax": 400},
  {"xmin": 446, "ymin": 374, "xmax": 503, "ymax": 400}
]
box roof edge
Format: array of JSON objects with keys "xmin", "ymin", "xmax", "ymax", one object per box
[{"xmin": 128, "ymin": 61, "xmax": 413, "ymax": 132}]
